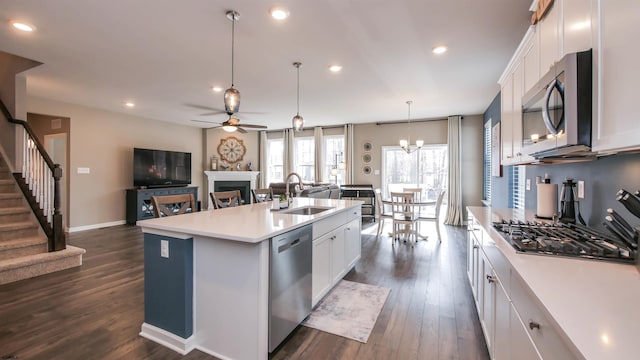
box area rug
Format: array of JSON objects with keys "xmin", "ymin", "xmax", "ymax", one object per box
[{"xmin": 302, "ymin": 280, "xmax": 391, "ymax": 343}]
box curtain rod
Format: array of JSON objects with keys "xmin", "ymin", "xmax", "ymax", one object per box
[{"xmin": 375, "ymin": 117, "xmax": 448, "ymax": 126}]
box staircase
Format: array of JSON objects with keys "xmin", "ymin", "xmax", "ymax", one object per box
[{"xmin": 0, "ymin": 156, "xmax": 85, "ymax": 285}]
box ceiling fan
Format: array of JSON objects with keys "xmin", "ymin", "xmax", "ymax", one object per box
[
  {"xmin": 191, "ymin": 116, "xmax": 267, "ymax": 134},
  {"xmin": 184, "ymin": 103, "xmax": 265, "ymax": 117}
]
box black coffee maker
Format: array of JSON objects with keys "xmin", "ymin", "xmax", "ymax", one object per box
[{"xmin": 559, "ymin": 178, "xmax": 585, "ymax": 224}]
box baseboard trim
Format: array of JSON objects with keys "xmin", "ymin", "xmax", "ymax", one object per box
[
  {"xmin": 139, "ymin": 323, "xmax": 195, "ymax": 355},
  {"xmin": 68, "ymin": 220, "xmax": 126, "ymax": 233}
]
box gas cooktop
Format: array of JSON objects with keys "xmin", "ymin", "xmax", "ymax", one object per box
[{"xmin": 492, "ymin": 220, "xmax": 636, "ymax": 264}]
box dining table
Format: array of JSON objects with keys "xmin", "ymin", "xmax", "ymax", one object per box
[{"xmin": 381, "ymin": 197, "xmax": 436, "ymax": 240}]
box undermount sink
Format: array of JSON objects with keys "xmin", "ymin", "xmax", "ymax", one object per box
[{"xmin": 281, "ymin": 206, "xmax": 333, "ymax": 216}]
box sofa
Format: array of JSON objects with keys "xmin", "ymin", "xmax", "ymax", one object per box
[{"xmin": 269, "ymin": 182, "xmax": 341, "ymax": 199}]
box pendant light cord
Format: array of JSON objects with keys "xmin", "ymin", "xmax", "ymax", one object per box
[
  {"xmin": 407, "ymin": 100, "xmax": 412, "ymax": 146},
  {"xmin": 231, "ymin": 15, "xmax": 235, "ymax": 87},
  {"xmin": 295, "ymin": 62, "xmax": 301, "ymax": 115}
]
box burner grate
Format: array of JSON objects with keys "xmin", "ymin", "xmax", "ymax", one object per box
[{"xmin": 492, "ymin": 220, "xmax": 635, "ymax": 263}]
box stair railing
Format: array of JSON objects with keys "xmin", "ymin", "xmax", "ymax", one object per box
[{"xmin": 0, "ymin": 99, "xmax": 65, "ymax": 251}]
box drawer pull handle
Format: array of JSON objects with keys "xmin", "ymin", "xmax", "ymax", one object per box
[
  {"xmin": 529, "ymin": 320, "xmax": 541, "ymax": 330},
  {"xmin": 486, "ymin": 275, "xmax": 496, "ymax": 284}
]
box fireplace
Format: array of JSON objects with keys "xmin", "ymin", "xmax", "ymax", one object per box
[
  {"xmin": 214, "ymin": 181, "xmax": 250, "ymax": 205},
  {"xmin": 204, "ymin": 171, "xmax": 259, "ymax": 210}
]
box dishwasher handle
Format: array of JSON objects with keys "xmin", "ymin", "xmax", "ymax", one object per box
[{"xmin": 278, "ymin": 238, "xmax": 303, "ymax": 253}]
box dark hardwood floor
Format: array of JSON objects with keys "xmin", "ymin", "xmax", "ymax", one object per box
[{"xmin": 0, "ymin": 220, "xmax": 489, "ymax": 360}]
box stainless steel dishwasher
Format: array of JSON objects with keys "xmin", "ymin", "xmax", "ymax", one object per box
[{"xmin": 269, "ymin": 224, "xmax": 313, "ymax": 352}]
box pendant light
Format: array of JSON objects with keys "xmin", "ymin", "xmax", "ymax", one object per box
[
  {"xmin": 224, "ymin": 10, "xmax": 241, "ymax": 115},
  {"xmin": 292, "ymin": 62, "xmax": 304, "ymax": 132},
  {"xmin": 399, "ymin": 101, "xmax": 424, "ymax": 154}
]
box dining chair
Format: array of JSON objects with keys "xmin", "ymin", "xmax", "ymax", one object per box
[
  {"xmin": 210, "ymin": 190, "xmax": 242, "ymax": 209},
  {"xmin": 252, "ymin": 188, "xmax": 274, "ymax": 203},
  {"xmin": 151, "ymin": 194, "xmax": 196, "ymax": 218},
  {"xmin": 403, "ymin": 187, "xmax": 423, "ymax": 234},
  {"xmin": 374, "ymin": 189, "xmax": 393, "ymax": 238},
  {"xmin": 390, "ymin": 191, "xmax": 419, "ymax": 247},
  {"xmin": 421, "ymin": 190, "xmax": 446, "ymax": 242}
]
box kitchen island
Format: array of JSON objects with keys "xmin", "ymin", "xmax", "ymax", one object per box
[
  {"xmin": 137, "ymin": 197, "xmax": 362, "ymax": 360},
  {"xmin": 467, "ymin": 206, "xmax": 640, "ymax": 360}
]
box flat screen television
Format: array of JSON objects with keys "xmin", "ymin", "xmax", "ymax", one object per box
[{"xmin": 133, "ymin": 148, "xmax": 191, "ymax": 188}]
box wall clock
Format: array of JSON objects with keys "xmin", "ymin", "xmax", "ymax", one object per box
[{"xmin": 217, "ymin": 136, "xmax": 246, "ymax": 164}]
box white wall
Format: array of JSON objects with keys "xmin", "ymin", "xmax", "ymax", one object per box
[{"xmin": 27, "ymin": 97, "xmax": 203, "ymax": 230}]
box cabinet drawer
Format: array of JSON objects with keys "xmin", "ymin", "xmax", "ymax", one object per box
[
  {"xmin": 510, "ymin": 271, "xmax": 578, "ymax": 360},
  {"xmin": 314, "ymin": 214, "xmax": 347, "ymax": 239}
]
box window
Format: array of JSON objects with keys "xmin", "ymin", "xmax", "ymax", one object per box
[
  {"xmin": 381, "ymin": 145, "xmax": 448, "ymax": 202},
  {"xmin": 323, "ymin": 135, "xmax": 345, "ymax": 185},
  {"xmin": 509, "ymin": 165, "xmax": 525, "ymax": 209},
  {"xmin": 266, "ymin": 138, "xmax": 284, "ymax": 185},
  {"xmin": 483, "ymin": 121, "xmax": 492, "ymax": 204},
  {"xmin": 294, "ymin": 137, "xmax": 315, "ymax": 182}
]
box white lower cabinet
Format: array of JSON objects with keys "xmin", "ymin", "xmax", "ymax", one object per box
[
  {"xmin": 344, "ymin": 217, "xmax": 361, "ymax": 271},
  {"xmin": 467, "ymin": 214, "xmax": 577, "ymax": 360},
  {"xmin": 312, "ymin": 231, "xmax": 333, "ymax": 306},
  {"xmin": 312, "ymin": 208, "xmax": 362, "ymax": 307},
  {"xmin": 510, "ymin": 305, "xmax": 541, "ymax": 360}
]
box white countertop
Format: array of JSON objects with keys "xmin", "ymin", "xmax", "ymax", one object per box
[
  {"xmin": 468, "ymin": 206, "xmax": 640, "ymax": 360},
  {"xmin": 137, "ymin": 198, "xmax": 362, "ymax": 243}
]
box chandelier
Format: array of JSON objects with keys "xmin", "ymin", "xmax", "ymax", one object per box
[{"xmin": 399, "ymin": 100, "xmax": 424, "ymax": 154}]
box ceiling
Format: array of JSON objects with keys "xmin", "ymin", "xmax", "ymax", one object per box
[{"xmin": 0, "ymin": 0, "xmax": 532, "ymax": 131}]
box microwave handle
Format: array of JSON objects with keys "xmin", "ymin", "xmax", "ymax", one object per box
[{"xmin": 542, "ymin": 79, "xmax": 564, "ymax": 135}]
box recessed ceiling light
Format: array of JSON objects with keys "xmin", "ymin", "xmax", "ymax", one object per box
[
  {"xmin": 433, "ymin": 46, "xmax": 447, "ymax": 54},
  {"xmin": 124, "ymin": 102, "xmax": 135, "ymax": 108},
  {"xmin": 11, "ymin": 21, "xmax": 34, "ymax": 32},
  {"xmin": 328, "ymin": 65, "xmax": 343, "ymax": 73},
  {"xmin": 270, "ymin": 7, "xmax": 290, "ymax": 20},
  {"xmin": 212, "ymin": 86, "xmax": 223, "ymax": 92}
]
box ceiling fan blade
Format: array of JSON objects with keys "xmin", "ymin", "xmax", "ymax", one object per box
[
  {"xmin": 191, "ymin": 119, "xmax": 220, "ymax": 124},
  {"xmin": 184, "ymin": 103, "xmax": 224, "ymax": 112},
  {"xmin": 200, "ymin": 110, "xmax": 227, "ymax": 116},
  {"xmin": 238, "ymin": 124, "xmax": 268, "ymax": 129},
  {"xmin": 236, "ymin": 127, "xmax": 247, "ymax": 134}
]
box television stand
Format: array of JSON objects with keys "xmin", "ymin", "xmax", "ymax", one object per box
[{"xmin": 126, "ymin": 186, "xmax": 198, "ymax": 224}]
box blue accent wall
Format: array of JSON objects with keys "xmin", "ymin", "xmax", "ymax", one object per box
[
  {"xmin": 523, "ymin": 152, "xmax": 640, "ymax": 229},
  {"xmin": 144, "ymin": 233, "xmax": 193, "ymax": 338}
]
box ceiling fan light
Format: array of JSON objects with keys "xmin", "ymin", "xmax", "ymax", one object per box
[
  {"xmin": 222, "ymin": 125, "xmax": 238, "ymax": 132},
  {"xmin": 292, "ymin": 114, "xmax": 304, "ymax": 132},
  {"xmin": 224, "ymin": 87, "xmax": 241, "ymax": 114}
]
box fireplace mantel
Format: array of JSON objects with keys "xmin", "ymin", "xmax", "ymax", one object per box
[{"xmin": 204, "ymin": 171, "xmax": 259, "ymax": 210}]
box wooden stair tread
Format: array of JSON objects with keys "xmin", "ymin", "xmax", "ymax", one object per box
[
  {"xmin": 0, "ymin": 179, "xmax": 14, "ymax": 184},
  {"xmin": 0, "ymin": 193, "xmax": 22, "ymax": 199}
]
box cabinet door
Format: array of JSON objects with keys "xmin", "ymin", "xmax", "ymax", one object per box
[
  {"xmin": 592, "ymin": 0, "xmax": 640, "ymax": 152},
  {"xmin": 563, "ymin": 0, "xmax": 592, "ymax": 55},
  {"xmin": 539, "ymin": 0, "xmax": 561, "ymax": 74},
  {"xmin": 510, "ymin": 305, "xmax": 542, "ymax": 360},
  {"xmin": 331, "ymin": 229, "xmax": 346, "ymax": 284},
  {"xmin": 523, "ymin": 27, "xmax": 541, "ymax": 94},
  {"xmin": 479, "ymin": 254, "xmax": 495, "ymax": 352},
  {"xmin": 493, "ymin": 281, "xmax": 511, "ymax": 359},
  {"xmin": 312, "ymin": 232, "xmax": 333, "ymax": 306},
  {"xmin": 501, "ymin": 73, "xmax": 514, "ymax": 164},
  {"xmin": 344, "ymin": 218, "xmax": 361, "ymax": 270}
]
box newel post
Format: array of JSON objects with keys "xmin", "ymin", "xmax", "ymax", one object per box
[{"xmin": 53, "ymin": 164, "xmax": 66, "ymax": 251}]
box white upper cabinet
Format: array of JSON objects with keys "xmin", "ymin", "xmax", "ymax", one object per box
[
  {"xmin": 592, "ymin": 0, "xmax": 640, "ymax": 152},
  {"xmin": 522, "ymin": 26, "xmax": 540, "ymax": 94},
  {"xmin": 501, "ymin": 73, "xmax": 515, "ymax": 165},
  {"xmin": 562, "ymin": 0, "xmax": 593, "ymax": 54},
  {"xmin": 538, "ymin": 0, "xmax": 561, "ymax": 74}
]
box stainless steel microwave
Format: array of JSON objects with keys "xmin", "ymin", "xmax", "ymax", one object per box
[{"xmin": 521, "ymin": 49, "xmax": 592, "ymax": 159}]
